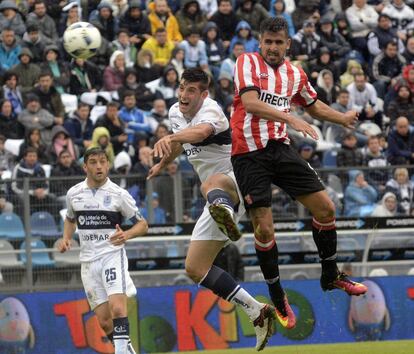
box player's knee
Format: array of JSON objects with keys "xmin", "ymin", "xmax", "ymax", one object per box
[
  {"xmin": 315, "ymin": 199, "xmax": 336, "ymax": 221},
  {"xmin": 185, "ymin": 263, "xmax": 203, "ymax": 283},
  {"xmin": 98, "ymin": 317, "xmax": 113, "ymax": 334},
  {"xmin": 111, "ymin": 304, "xmax": 126, "ymax": 319},
  {"xmin": 254, "ymin": 222, "xmax": 274, "ymax": 242}
]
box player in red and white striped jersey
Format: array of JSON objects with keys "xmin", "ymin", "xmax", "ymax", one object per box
[{"xmin": 230, "ymin": 17, "xmax": 368, "ymax": 329}]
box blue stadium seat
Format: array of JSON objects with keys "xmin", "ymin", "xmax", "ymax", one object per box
[
  {"xmin": 30, "ymin": 211, "xmax": 60, "ymax": 238},
  {"xmin": 20, "ymin": 239, "xmax": 55, "ymax": 267},
  {"xmin": 0, "ymin": 212, "xmax": 26, "ymax": 240},
  {"xmin": 322, "ymin": 150, "xmax": 337, "ymax": 167}
]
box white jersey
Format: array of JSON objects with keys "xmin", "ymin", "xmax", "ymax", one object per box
[
  {"xmin": 66, "ymin": 178, "xmax": 142, "ymax": 262},
  {"xmin": 169, "ymin": 97, "xmax": 233, "ymax": 182}
]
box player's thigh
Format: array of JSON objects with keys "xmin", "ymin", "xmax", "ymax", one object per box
[
  {"xmin": 200, "ymin": 172, "xmax": 240, "ymax": 204},
  {"xmin": 248, "ymin": 206, "xmax": 275, "ymax": 243},
  {"xmin": 81, "ymin": 261, "xmax": 108, "ymax": 311},
  {"xmin": 186, "ymin": 240, "xmax": 227, "ymax": 281},
  {"xmin": 296, "ymin": 190, "xmax": 336, "ymax": 219}
]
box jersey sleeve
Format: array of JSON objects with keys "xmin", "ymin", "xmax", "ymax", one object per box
[
  {"xmin": 193, "ymin": 101, "xmax": 229, "ymax": 135},
  {"xmin": 65, "ymin": 190, "xmax": 75, "ymax": 221},
  {"xmin": 291, "ymin": 68, "xmax": 318, "ymax": 107},
  {"xmin": 234, "ymin": 53, "xmax": 260, "ymax": 96},
  {"xmin": 168, "ymin": 104, "xmax": 181, "ymax": 134},
  {"xmin": 120, "ymin": 189, "xmax": 144, "ymax": 222}
]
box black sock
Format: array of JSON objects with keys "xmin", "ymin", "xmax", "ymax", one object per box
[
  {"xmin": 312, "ymin": 218, "xmax": 338, "ymax": 278},
  {"xmin": 207, "ymin": 189, "xmax": 234, "ymax": 209},
  {"xmin": 200, "ymin": 265, "xmax": 239, "ymax": 301},
  {"xmin": 113, "ymin": 317, "xmax": 129, "ymax": 352},
  {"xmin": 255, "ymin": 239, "xmax": 285, "ymax": 313},
  {"xmin": 107, "ymin": 331, "xmax": 113, "ymax": 344}
]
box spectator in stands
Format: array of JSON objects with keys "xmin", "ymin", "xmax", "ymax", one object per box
[
  {"xmin": 210, "ymin": 0, "xmax": 240, "ymax": 48},
  {"xmin": 88, "ymin": 1, "xmax": 118, "ymax": 42},
  {"xmin": 11, "ymin": 48, "xmax": 40, "ymax": 94},
  {"xmin": 0, "ymin": 134, "xmax": 13, "ymax": 177},
  {"xmin": 381, "ymin": 0, "xmax": 414, "ymax": 38},
  {"xmin": 291, "ymin": 20, "xmax": 322, "ymax": 62},
  {"xmin": 298, "ymin": 143, "xmax": 321, "ymax": 169},
  {"xmin": 346, "ymin": 0, "xmax": 378, "ymax": 59},
  {"xmin": 347, "ymin": 73, "xmax": 383, "ymax": 127},
  {"xmin": 153, "ymin": 65, "xmax": 179, "ymax": 108},
  {"xmin": 403, "ymin": 36, "xmax": 414, "ymax": 64},
  {"xmin": 179, "ymin": 28, "xmax": 209, "ymax": 71},
  {"xmin": 367, "ymin": 14, "xmax": 404, "ymax": 58},
  {"xmin": 47, "ymin": 125, "xmax": 78, "ymax": 165},
  {"xmin": 219, "ymin": 42, "xmax": 244, "ymax": 80},
  {"xmin": 371, "ymin": 191, "xmax": 403, "ymax": 217},
  {"xmin": 153, "ymin": 160, "xmax": 178, "ymax": 222},
  {"xmin": 202, "ymin": 21, "xmax": 225, "ymax": 80},
  {"xmin": 119, "ymin": 0, "xmax": 151, "ymax": 50},
  {"xmin": 340, "ymin": 59, "xmax": 364, "ymax": 88},
  {"xmin": 112, "ymin": 150, "xmax": 134, "ymax": 190},
  {"xmin": 112, "ymin": 28, "xmax": 137, "ymax": 68},
  {"xmin": 237, "ymin": 0, "xmax": 270, "ymax": 38},
  {"xmin": 385, "ymin": 167, "xmax": 414, "ymax": 215},
  {"xmin": 148, "ymin": 98, "xmax": 169, "ymax": 127},
  {"xmin": 141, "ymin": 27, "xmax": 175, "ymax": 68},
  {"xmin": 132, "ymin": 145, "xmax": 153, "ymax": 175},
  {"xmin": 11, "ymin": 146, "xmax": 53, "ymax": 212},
  {"xmin": 87, "ymin": 21, "xmax": 114, "ymax": 71},
  {"xmin": 394, "ymin": 64, "xmax": 414, "ymax": 98},
  {"xmin": 103, "ymin": 50, "xmax": 126, "ymax": 91},
  {"xmin": 0, "ymin": 99, "xmax": 24, "ymax": 139},
  {"xmin": 291, "ymin": 0, "xmax": 320, "ymax": 32},
  {"xmin": 229, "ymin": 21, "xmax": 258, "ymax": 54},
  {"xmin": 315, "ymin": 69, "xmax": 339, "ymax": 106},
  {"xmin": 309, "ymin": 47, "xmax": 340, "ymax": 85},
  {"xmin": 0, "ymin": 28, "xmax": 21, "ymax": 73},
  {"xmin": 69, "ymin": 58, "xmax": 102, "ymax": 96},
  {"xmin": 40, "ymin": 45, "xmax": 71, "ymax": 94},
  {"xmin": 142, "ymin": 192, "xmax": 167, "ymax": 224},
  {"xmin": 215, "ymin": 71, "xmax": 234, "ymax": 110},
  {"xmin": 95, "ymin": 101, "xmax": 128, "ymax": 155},
  {"xmin": 149, "ymin": 123, "xmax": 169, "ymax": 149},
  {"xmin": 147, "ymin": 0, "xmax": 183, "ymax": 44},
  {"xmin": 21, "ymin": 23, "xmax": 52, "ymax": 64},
  {"xmin": 335, "ymin": 13, "xmax": 352, "ymax": 44},
  {"xmin": 337, "ymin": 132, "xmax": 364, "ymax": 167},
  {"xmin": 387, "ymin": 116, "xmax": 414, "ymax": 164},
  {"xmin": 213, "ymin": 243, "xmax": 245, "ymax": 282},
  {"xmin": 176, "ymin": 0, "xmax": 207, "ymax": 39},
  {"xmin": 134, "ymin": 48, "xmax": 161, "ymax": 83},
  {"xmin": 269, "ymin": 0, "xmax": 294, "ymax": 38},
  {"xmin": 58, "ymin": 0, "xmax": 80, "ymax": 37},
  {"xmin": 0, "ymin": 1, "xmax": 26, "ymax": 37},
  {"xmin": 18, "ymin": 94, "xmax": 55, "ymax": 144},
  {"xmin": 32, "ymin": 72, "xmax": 65, "ymax": 124},
  {"xmin": 18, "ymin": 127, "xmax": 48, "ymax": 164},
  {"xmin": 50, "ymin": 149, "xmax": 83, "ymax": 207},
  {"xmin": 64, "ymin": 103, "xmax": 93, "ymax": 155},
  {"xmin": 0, "ymin": 72, "xmax": 24, "ymax": 116},
  {"xmin": 344, "ymin": 170, "xmax": 378, "ymax": 217},
  {"xmin": 26, "ymin": 0, "xmax": 58, "ymax": 42},
  {"xmin": 386, "ymin": 84, "xmax": 414, "ymax": 124},
  {"xmin": 0, "ymin": 188, "xmax": 13, "ymax": 213},
  {"xmin": 362, "ymin": 135, "xmax": 389, "ymax": 193},
  {"xmin": 170, "ymin": 47, "xmax": 185, "ymax": 79},
  {"xmin": 318, "ymin": 15, "xmax": 351, "ymax": 64},
  {"xmin": 90, "ymin": 126, "xmax": 115, "ymax": 167}
]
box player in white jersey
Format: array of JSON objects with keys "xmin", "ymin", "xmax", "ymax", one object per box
[{"xmin": 58, "ymin": 147, "xmax": 148, "ymax": 354}]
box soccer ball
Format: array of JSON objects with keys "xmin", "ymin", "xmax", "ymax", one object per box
[{"xmin": 63, "ymin": 22, "xmax": 102, "ymax": 60}]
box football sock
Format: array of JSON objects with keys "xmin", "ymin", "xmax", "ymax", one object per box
[
  {"xmin": 200, "ymin": 265, "xmax": 262, "ymax": 321},
  {"xmin": 207, "ymin": 188, "xmax": 234, "ymax": 213},
  {"xmin": 255, "ymin": 238, "xmax": 286, "ymax": 314},
  {"xmin": 312, "ymin": 218, "xmax": 338, "ymax": 278},
  {"xmin": 107, "ymin": 331, "xmax": 114, "ymax": 344},
  {"xmin": 113, "ymin": 317, "xmax": 129, "ymax": 354}
]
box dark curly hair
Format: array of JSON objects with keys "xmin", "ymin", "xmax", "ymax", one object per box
[{"xmin": 260, "ymin": 17, "xmax": 289, "ymax": 37}]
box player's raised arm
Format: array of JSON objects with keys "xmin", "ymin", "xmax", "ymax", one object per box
[{"xmin": 148, "ymin": 142, "xmax": 183, "ymax": 179}]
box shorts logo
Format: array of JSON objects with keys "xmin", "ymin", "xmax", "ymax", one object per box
[
  {"xmin": 78, "ymin": 215, "xmax": 85, "ymax": 225},
  {"xmin": 103, "ymin": 195, "xmax": 111, "ymax": 207},
  {"xmin": 244, "ymin": 194, "xmax": 253, "ymax": 205}
]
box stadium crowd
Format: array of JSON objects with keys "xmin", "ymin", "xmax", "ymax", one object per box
[{"xmin": 0, "ymin": 0, "xmax": 414, "ymax": 224}]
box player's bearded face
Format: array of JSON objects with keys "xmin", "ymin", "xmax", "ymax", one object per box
[
  {"xmin": 178, "ymin": 81, "xmax": 206, "ymax": 117},
  {"xmin": 84, "ymin": 155, "xmax": 110, "ymax": 184},
  {"xmin": 259, "ymin": 31, "xmax": 290, "ymax": 66}
]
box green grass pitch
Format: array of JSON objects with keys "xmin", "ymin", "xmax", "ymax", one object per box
[{"xmin": 159, "ymin": 340, "xmax": 414, "ymax": 354}]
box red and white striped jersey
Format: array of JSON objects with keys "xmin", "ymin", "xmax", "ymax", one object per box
[{"xmin": 231, "ymin": 52, "xmax": 317, "ymax": 156}]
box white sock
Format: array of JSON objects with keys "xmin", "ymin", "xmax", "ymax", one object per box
[
  {"xmin": 127, "ymin": 340, "xmax": 136, "ymax": 354},
  {"xmin": 114, "ymin": 337, "xmax": 128, "ymax": 354},
  {"xmin": 229, "ymin": 287, "xmax": 263, "ymax": 321}
]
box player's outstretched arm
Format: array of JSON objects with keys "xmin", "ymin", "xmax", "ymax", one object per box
[
  {"xmin": 305, "ymin": 100, "xmax": 358, "ymax": 129},
  {"xmin": 148, "ymin": 142, "xmax": 184, "ymax": 180},
  {"xmin": 58, "ymin": 218, "xmax": 77, "ymax": 253},
  {"xmin": 241, "ymin": 90, "xmax": 319, "ymax": 140},
  {"xmin": 110, "ymin": 221, "xmax": 148, "ymax": 246}
]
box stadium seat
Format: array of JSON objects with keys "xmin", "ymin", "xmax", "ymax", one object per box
[
  {"xmin": 52, "ymin": 239, "xmax": 80, "ymax": 265},
  {"xmin": 4, "ymin": 139, "xmax": 24, "ymax": 156},
  {"xmin": 42, "ymin": 164, "xmax": 52, "ymax": 178},
  {"xmin": 30, "ymin": 211, "xmax": 60, "ymax": 239},
  {"xmin": 61, "ymin": 93, "xmax": 78, "ymax": 114},
  {"xmin": 0, "ymin": 212, "xmax": 26, "ymax": 240},
  {"xmin": 322, "ymin": 150, "xmax": 337, "ymax": 167},
  {"xmin": 311, "ymin": 125, "xmax": 337, "ymax": 151},
  {"xmin": 328, "ymin": 174, "xmax": 343, "ymax": 198},
  {"xmin": 0, "ymin": 239, "xmax": 24, "ymax": 268},
  {"xmin": 369, "ymin": 268, "xmax": 388, "ymax": 277},
  {"xmin": 20, "ymin": 238, "xmax": 55, "ymax": 267}
]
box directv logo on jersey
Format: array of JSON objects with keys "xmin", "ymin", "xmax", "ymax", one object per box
[{"xmin": 259, "ymin": 91, "xmax": 289, "ymax": 109}]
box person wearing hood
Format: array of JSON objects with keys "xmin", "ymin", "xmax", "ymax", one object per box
[
  {"xmin": 393, "ymin": 63, "xmax": 414, "ymax": 98},
  {"xmin": 386, "ymin": 84, "xmax": 414, "ymax": 123},
  {"xmin": 88, "ymin": 1, "xmax": 119, "ymax": 42},
  {"xmin": 215, "ymin": 70, "xmax": 234, "ymax": 110},
  {"xmin": 64, "ymin": 102, "xmax": 94, "ymax": 154},
  {"xmin": 298, "ymin": 143, "xmax": 321, "ymax": 169},
  {"xmin": 10, "ymin": 48, "xmax": 40, "ymax": 94},
  {"xmin": 112, "ymin": 150, "xmax": 133, "ymax": 190},
  {"xmin": 179, "ymin": 27, "xmax": 209, "ymax": 70},
  {"xmin": 69, "ymin": 57, "xmax": 102, "ymax": 96},
  {"xmin": 371, "ymin": 192, "xmax": 403, "ymax": 217},
  {"xmin": 111, "ymin": 28, "xmax": 138, "ymax": 68},
  {"xmin": 147, "ymin": 0, "xmax": 183, "ymax": 43},
  {"xmin": 318, "ymin": 15, "xmax": 351, "ymax": 62},
  {"xmin": 315, "ymin": 69, "xmax": 339, "ymax": 106},
  {"xmin": 335, "ymin": 12, "xmax": 352, "ymax": 43},
  {"xmin": 236, "ymin": 0, "xmax": 269, "ymax": 38},
  {"xmin": 26, "ymin": 0, "xmax": 58, "ymax": 42},
  {"xmin": 382, "ymin": 0, "xmax": 414, "ymax": 37},
  {"xmin": 18, "ymin": 127, "xmax": 48, "ymax": 164},
  {"xmin": 269, "ymin": 0, "xmax": 295, "ymax": 38},
  {"xmin": 89, "ymin": 126, "xmax": 115, "ymax": 167},
  {"xmin": 219, "ymin": 42, "xmax": 244, "ymax": 80},
  {"xmin": 202, "ymin": 21, "xmax": 225, "ymax": 80},
  {"xmin": 309, "ymin": 47, "xmax": 340, "ymax": 84},
  {"xmin": 229, "ymin": 20, "xmax": 259, "ymax": 53},
  {"xmin": 0, "ymin": 71, "xmax": 24, "ymax": 116},
  {"xmin": 0, "ymin": 99, "xmax": 25, "ymax": 139},
  {"xmin": 344, "ymin": 170, "xmax": 378, "ymax": 217},
  {"xmin": 134, "ymin": 48, "xmax": 161, "ymax": 83},
  {"xmin": 40, "ymin": 45, "xmax": 71, "ymax": 94},
  {"xmin": 141, "ymin": 27, "xmax": 175, "ymax": 67},
  {"xmin": 387, "ymin": 116, "xmax": 414, "ymax": 164},
  {"xmin": 210, "ymin": 0, "xmax": 241, "ymax": 45},
  {"xmin": 291, "ymin": 20, "xmax": 322, "ymax": 62},
  {"xmin": 0, "ymin": 28, "xmax": 21, "ymax": 72},
  {"xmin": 153, "ymin": 65, "xmax": 179, "ymax": 108},
  {"xmin": 21, "ymin": 23, "xmax": 52, "ymax": 64},
  {"xmin": 103, "ymin": 50, "xmax": 126, "ymax": 91},
  {"xmin": 176, "ymin": 0, "xmax": 207, "ymax": 38},
  {"xmin": 337, "ymin": 132, "xmax": 364, "ymax": 167},
  {"xmin": 0, "ymin": 0, "xmax": 26, "ymax": 37},
  {"xmin": 46, "ymin": 125, "xmax": 78, "ymax": 164},
  {"xmin": 340, "ymin": 59, "xmax": 364, "ymax": 88},
  {"xmin": 119, "ymin": 0, "xmax": 151, "ymax": 49},
  {"xmin": 385, "ymin": 167, "xmax": 414, "ymax": 214},
  {"xmin": 141, "ymin": 192, "xmax": 167, "ymax": 224}
]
